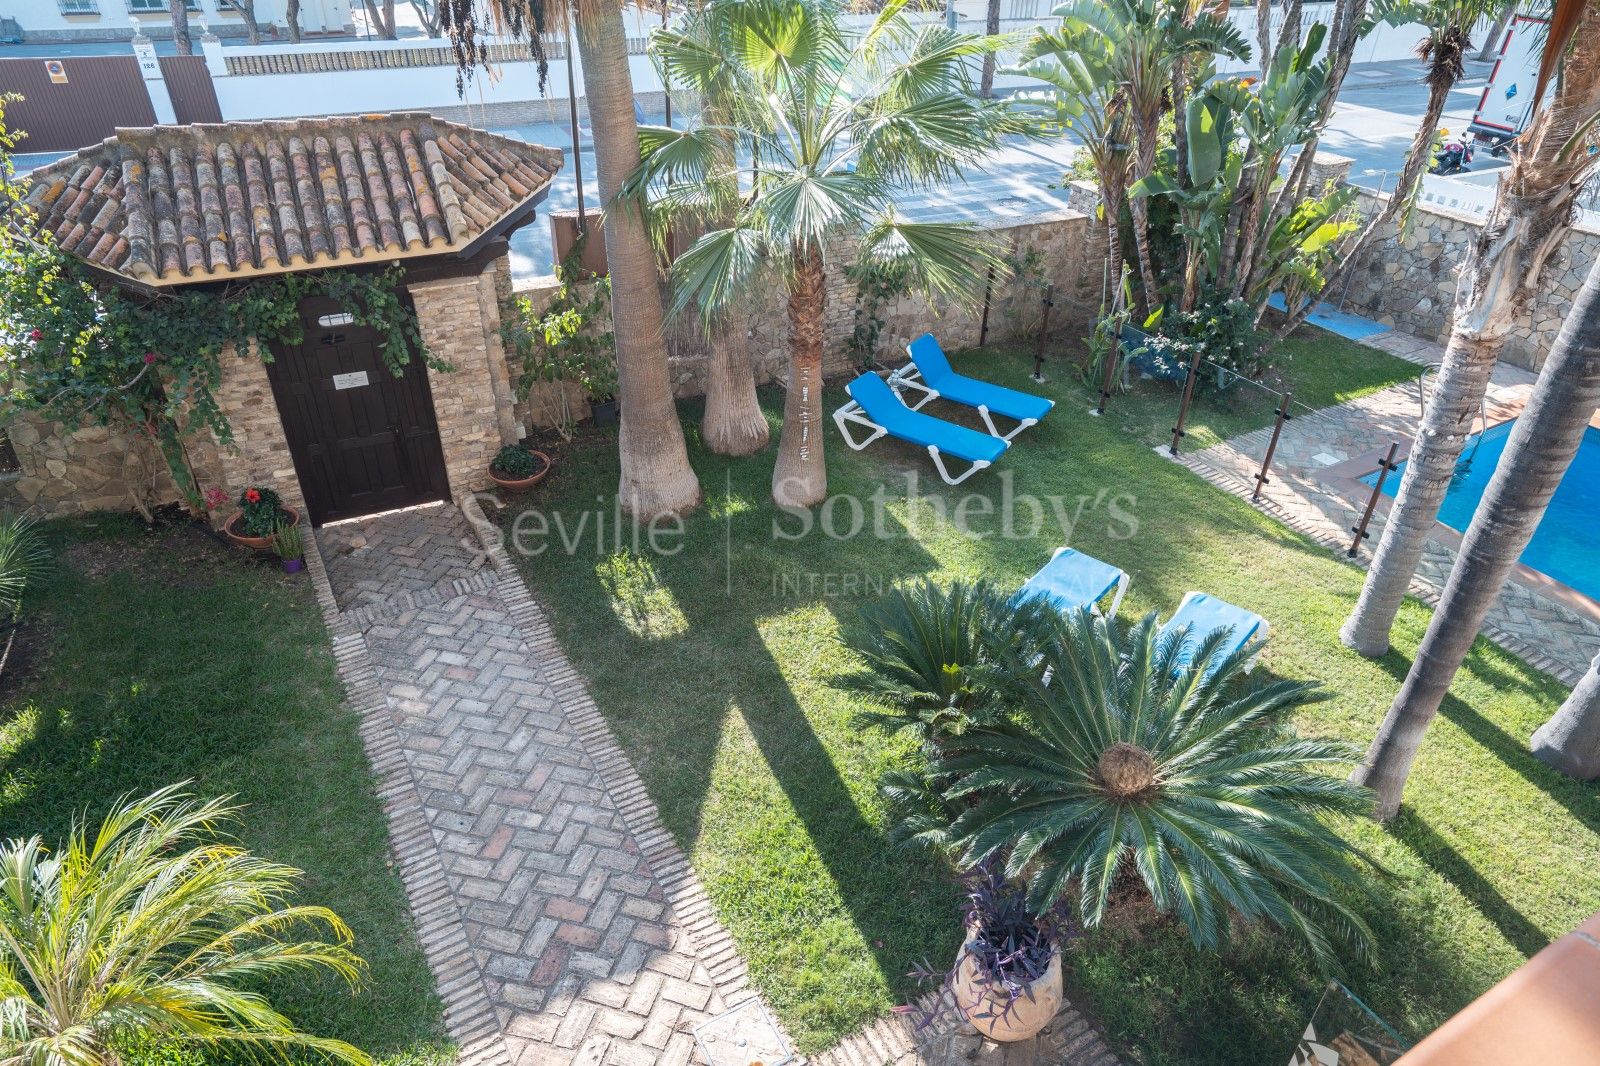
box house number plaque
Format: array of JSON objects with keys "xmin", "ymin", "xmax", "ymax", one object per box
[{"xmin": 332, "ymin": 371, "xmax": 370, "ymax": 390}]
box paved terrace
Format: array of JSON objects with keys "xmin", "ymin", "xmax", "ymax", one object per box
[{"xmin": 1176, "ymin": 330, "xmax": 1600, "ymax": 685}]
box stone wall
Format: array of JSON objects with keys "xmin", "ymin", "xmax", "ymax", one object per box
[
  {"xmin": 0, "ymin": 414, "xmax": 170, "ymax": 517},
  {"xmin": 188, "ymin": 339, "xmax": 307, "ymax": 512},
  {"xmin": 1339, "ymin": 188, "xmax": 1600, "ymax": 372},
  {"xmin": 504, "ymin": 205, "xmax": 1101, "ymax": 415},
  {"xmin": 409, "ymin": 262, "xmax": 520, "ymax": 499}
]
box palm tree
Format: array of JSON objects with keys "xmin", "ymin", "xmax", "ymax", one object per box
[
  {"xmin": 167, "ymin": 0, "xmax": 193, "ymax": 54},
  {"xmin": 1007, "ymin": 22, "xmax": 1134, "ymax": 292},
  {"xmin": 980, "ymin": 0, "xmax": 1003, "ymax": 98},
  {"xmin": 1051, "ymin": 0, "xmax": 1249, "ymax": 311},
  {"xmin": 629, "ymin": 0, "xmax": 1017, "ymax": 507},
  {"xmin": 1532, "ymin": 650, "xmax": 1600, "ymax": 779},
  {"xmin": 441, "ymin": 0, "xmax": 703, "ymax": 518},
  {"xmin": 1355, "ymin": 250, "xmax": 1600, "ymax": 817},
  {"xmin": 1340, "ymin": 0, "xmax": 1600, "ymax": 657},
  {"xmin": 645, "ymin": 0, "xmax": 769, "ymax": 457},
  {"xmin": 920, "ymin": 610, "xmax": 1375, "ymax": 969},
  {"xmin": 0, "ymin": 785, "xmax": 369, "ymax": 1066}
]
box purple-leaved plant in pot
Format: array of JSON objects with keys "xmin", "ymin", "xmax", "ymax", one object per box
[{"xmin": 905, "ymin": 864, "xmax": 1077, "ymax": 1042}]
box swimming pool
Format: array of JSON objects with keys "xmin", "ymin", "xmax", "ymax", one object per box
[{"xmin": 1361, "ymin": 420, "xmax": 1600, "ymax": 603}]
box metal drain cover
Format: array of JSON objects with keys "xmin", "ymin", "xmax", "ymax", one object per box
[{"xmin": 692, "ymin": 998, "xmax": 794, "ymax": 1066}]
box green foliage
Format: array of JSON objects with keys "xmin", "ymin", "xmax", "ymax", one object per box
[
  {"xmin": 1156, "ymin": 295, "xmax": 1270, "ymax": 382},
  {"xmin": 235, "ymin": 485, "xmax": 289, "ymax": 538},
  {"xmin": 0, "ymin": 95, "xmax": 434, "ymax": 512},
  {"xmin": 501, "ymin": 244, "xmax": 615, "ymax": 438},
  {"xmin": 628, "ymin": 0, "xmax": 1022, "ymax": 324},
  {"xmin": 490, "ymin": 444, "xmax": 546, "ymax": 480},
  {"xmin": 897, "ymin": 608, "xmax": 1378, "ymax": 971},
  {"xmin": 844, "ymin": 257, "xmax": 915, "ymax": 369},
  {"xmin": 270, "ymin": 519, "xmax": 303, "ymax": 562},
  {"xmin": 0, "ymin": 783, "xmax": 371, "ymax": 1066},
  {"xmin": 844, "ymin": 579, "xmax": 1053, "ymax": 743},
  {"xmin": 0, "ymin": 513, "xmax": 48, "ymax": 625}
]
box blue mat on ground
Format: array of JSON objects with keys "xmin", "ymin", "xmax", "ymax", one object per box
[{"xmin": 1267, "ymin": 293, "xmax": 1390, "ymax": 340}]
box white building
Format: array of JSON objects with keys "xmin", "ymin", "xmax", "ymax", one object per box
[{"xmin": 5, "ymin": 0, "xmax": 353, "ymax": 43}]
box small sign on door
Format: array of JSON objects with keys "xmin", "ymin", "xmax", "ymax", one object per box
[
  {"xmin": 45, "ymin": 61, "xmax": 67, "ymax": 85},
  {"xmin": 332, "ymin": 371, "xmax": 370, "ymax": 390}
]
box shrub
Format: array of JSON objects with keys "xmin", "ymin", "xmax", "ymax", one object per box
[
  {"xmin": 491, "ymin": 445, "xmax": 546, "ymax": 481},
  {"xmin": 271, "ymin": 520, "xmax": 303, "ymax": 561},
  {"xmin": 235, "ymin": 485, "xmax": 289, "ymax": 538}
]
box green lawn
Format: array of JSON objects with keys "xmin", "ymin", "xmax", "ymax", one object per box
[
  {"xmin": 504, "ymin": 329, "xmax": 1597, "ymax": 1063},
  {"xmin": 0, "ymin": 515, "xmax": 450, "ymax": 1066}
]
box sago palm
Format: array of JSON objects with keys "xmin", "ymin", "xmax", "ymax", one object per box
[
  {"xmin": 0, "ymin": 784, "xmax": 370, "ymax": 1066},
  {"xmin": 931, "ymin": 610, "xmax": 1377, "ymax": 970},
  {"xmin": 626, "ymin": 0, "xmax": 1020, "ymax": 508}
]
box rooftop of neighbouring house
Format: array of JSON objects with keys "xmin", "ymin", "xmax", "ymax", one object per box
[{"xmin": 23, "ymin": 112, "xmax": 564, "ymax": 287}]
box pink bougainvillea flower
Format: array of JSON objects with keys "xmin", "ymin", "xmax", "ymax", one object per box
[
  {"xmin": 144, "ymin": 352, "xmax": 158, "ymax": 364},
  {"xmin": 28, "ymin": 330, "xmax": 41, "ymax": 342}
]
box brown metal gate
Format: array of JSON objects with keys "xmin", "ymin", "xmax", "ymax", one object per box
[
  {"xmin": 0, "ymin": 56, "xmax": 154, "ymax": 152},
  {"xmin": 159, "ymin": 55, "xmax": 223, "ymax": 125}
]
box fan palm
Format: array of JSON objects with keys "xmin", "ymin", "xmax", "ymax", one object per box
[
  {"xmin": 626, "ymin": 0, "xmax": 1020, "ymax": 508},
  {"xmin": 929, "ymin": 610, "xmax": 1376, "ymax": 969},
  {"xmin": 0, "ymin": 784, "xmax": 370, "ymax": 1066}
]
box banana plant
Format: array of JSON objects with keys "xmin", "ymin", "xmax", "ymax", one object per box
[{"xmin": 1129, "ymin": 91, "xmax": 1242, "ymax": 312}]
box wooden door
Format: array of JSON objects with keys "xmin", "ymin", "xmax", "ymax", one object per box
[{"xmin": 266, "ymin": 296, "xmax": 450, "ymax": 526}]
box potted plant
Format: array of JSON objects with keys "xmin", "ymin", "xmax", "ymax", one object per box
[
  {"xmin": 582, "ymin": 347, "xmax": 619, "ymax": 427},
  {"xmin": 271, "ymin": 521, "xmax": 304, "ymax": 574},
  {"xmin": 223, "ymin": 486, "xmax": 298, "ymax": 551},
  {"xmin": 913, "ymin": 866, "xmax": 1072, "ymax": 1043},
  {"xmin": 488, "ymin": 443, "xmax": 552, "ymax": 492}
]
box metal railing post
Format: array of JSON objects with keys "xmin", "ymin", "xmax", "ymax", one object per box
[
  {"xmin": 978, "ymin": 264, "xmax": 996, "ymax": 348},
  {"xmin": 1169, "ymin": 347, "xmax": 1203, "ymax": 457},
  {"xmin": 1094, "ymin": 336, "xmax": 1119, "ymax": 416},
  {"xmin": 1252, "ymin": 390, "xmax": 1293, "ymax": 502},
  {"xmin": 1348, "ymin": 441, "xmax": 1401, "ymax": 557},
  {"xmin": 1031, "ymin": 284, "xmax": 1054, "ymax": 383}
]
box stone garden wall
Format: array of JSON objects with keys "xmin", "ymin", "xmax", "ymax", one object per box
[
  {"xmin": 504, "ymin": 205, "xmax": 1102, "ymax": 424},
  {"xmin": 1339, "ymin": 188, "xmax": 1600, "ymax": 372}
]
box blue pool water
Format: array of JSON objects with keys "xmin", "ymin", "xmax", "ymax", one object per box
[{"xmin": 1360, "ymin": 420, "xmax": 1600, "ymax": 602}]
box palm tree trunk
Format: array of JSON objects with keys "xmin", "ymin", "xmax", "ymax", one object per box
[
  {"xmin": 702, "ymin": 312, "xmax": 769, "ymax": 456},
  {"xmin": 1532, "ymin": 651, "xmax": 1600, "ymax": 779},
  {"xmin": 575, "ymin": 0, "xmax": 701, "ymax": 519},
  {"xmin": 772, "ymin": 242, "xmax": 827, "ymax": 509},
  {"xmin": 1340, "ymin": 8, "xmax": 1600, "ymax": 653},
  {"xmin": 1339, "ymin": 330, "xmax": 1503, "ymax": 656},
  {"xmin": 1354, "ymin": 253, "xmax": 1600, "ymax": 819},
  {"xmin": 284, "ymin": 0, "xmax": 301, "ymax": 43},
  {"xmin": 169, "ymin": 0, "xmax": 192, "ymax": 54},
  {"xmin": 1477, "ymin": 1, "xmax": 1514, "ymax": 61},
  {"xmin": 1128, "ymin": 130, "xmax": 1162, "ymax": 312},
  {"xmin": 979, "ymin": 0, "xmax": 1002, "ymax": 99}
]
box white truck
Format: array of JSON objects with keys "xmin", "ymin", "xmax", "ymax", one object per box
[{"xmin": 1468, "ymin": 12, "xmax": 1549, "ymax": 155}]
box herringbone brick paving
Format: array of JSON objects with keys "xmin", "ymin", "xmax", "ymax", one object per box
[{"xmin": 307, "ymin": 503, "xmax": 741, "ymax": 1066}]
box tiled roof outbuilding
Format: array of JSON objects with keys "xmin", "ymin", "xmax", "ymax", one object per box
[{"xmin": 24, "ymin": 112, "xmax": 562, "ymax": 286}]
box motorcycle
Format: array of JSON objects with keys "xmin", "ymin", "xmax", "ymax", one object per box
[{"xmin": 1429, "ymin": 128, "xmax": 1473, "ymax": 175}]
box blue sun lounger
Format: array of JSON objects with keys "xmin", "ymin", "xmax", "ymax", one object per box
[
  {"xmin": 892, "ymin": 333, "xmax": 1055, "ymax": 440},
  {"xmin": 834, "ymin": 372, "xmax": 1008, "ymax": 485},
  {"xmin": 1158, "ymin": 592, "xmax": 1270, "ymax": 673},
  {"xmin": 1015, "ymin": 548, "xmax": 1130, "ymax": 618}
]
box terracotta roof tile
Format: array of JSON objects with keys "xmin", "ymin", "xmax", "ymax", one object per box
[{"xmin": 26, "ymin": 112, "xmax": 562, "ymax": 286}]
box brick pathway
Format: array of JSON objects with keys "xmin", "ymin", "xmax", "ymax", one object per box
[
  {"xmin": 304, "ymin": 503, "xmax": 759, "ymax": 1066},
  {"xmin": 1178, "ymin": 330, "xmax": 1600, "ymax": 684}
]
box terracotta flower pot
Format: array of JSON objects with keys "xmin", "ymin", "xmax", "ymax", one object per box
[
  {"xmin": 224, "ymin": 507, "xmax": 299, "ymax": 552},
  {"xmin": 489, "ymin": 449, "xmax": 552, "ymax": 492},
  {"xmin": 951, "ymin": 927, "xmax": 1063, "ymax": 1042}
]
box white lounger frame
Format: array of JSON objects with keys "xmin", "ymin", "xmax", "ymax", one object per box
[
  {"xmin": 1169, "ymin": 589, "xmax": 1271, "ymax": 673},
  {"xmin": 832, "ymin": 397, "xmax": 996, "ymax": 486},
  {"xmin": 888, "ymin": 363, "xmax": 1041, "ymax": 442},
  {"xmin": 1037, "ymin": 546, "xmax": 1130, "ymax": 619}
]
